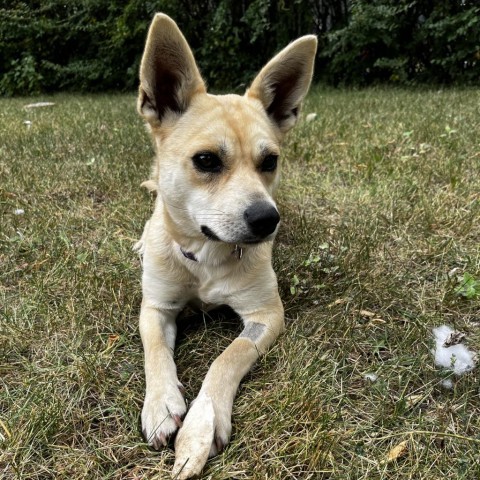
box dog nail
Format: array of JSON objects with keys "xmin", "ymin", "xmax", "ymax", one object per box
[
  {"xmin": 152, "ymin": 436, "xmax": 161, "ymax": 450},
  {"xmin": 215, "ymin": 437, "xmax": 225, "ymax": 453},
  {"xmin": 173, "ymin": 414, "xmax": 183, "ymax": 428},
  {"xmin": 177, "ymin": 383, "xmax": 186, "ymax": 395}
]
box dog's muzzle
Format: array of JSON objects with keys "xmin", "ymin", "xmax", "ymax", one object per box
[
  {"xmin": 200, "ymin": 201, "xmax": 280, "ymax": 244},
  {"xmin": 244, "ymin": 201, "xmax": 280, "ymax": 239}
]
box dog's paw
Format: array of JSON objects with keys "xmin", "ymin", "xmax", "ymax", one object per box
[
  {"xmin": 142, "ymin": 382, "xmax": 186, "ymax": 450},
  {"xmin": 172, "ymin": 392, "xmax": 232, "ymax": 479}
]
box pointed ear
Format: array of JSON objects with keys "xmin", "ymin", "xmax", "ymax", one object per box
[
  {"xmin": 137, "ymin": 13, "xmax": 206, "ymax": 126},
  {"xmin": 246, "ymin": 35, "xmax": 317, "ymax": 133}
]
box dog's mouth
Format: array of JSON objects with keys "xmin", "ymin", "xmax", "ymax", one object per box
[
  {"xmin": 200, "ymin": 225, "xmax": 274, "ymax": 245},
  {"xmin": 200, "ymin": 225, "xmax": 221, "ymax": 241}
]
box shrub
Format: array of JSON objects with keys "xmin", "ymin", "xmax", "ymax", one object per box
[
  {"xmin": 322, "ymin": 0, "xmax": 480, "ymax": 86},
  {"xmin": 0, "ymin": 0, "xmax": 320, "ymax": 95},
  {"xmin": 2, "ymin": 0, "xmax": 477, "ymax": 94}
]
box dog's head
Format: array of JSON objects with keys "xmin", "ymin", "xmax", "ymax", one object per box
[{"xmin": 138, "ymin": 14, "xmax": 317, "ymax": 246}]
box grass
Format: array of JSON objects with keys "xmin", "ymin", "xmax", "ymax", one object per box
[{"xmin": 1, "ymin": 86, "xmax": 479, "ymax": 479}]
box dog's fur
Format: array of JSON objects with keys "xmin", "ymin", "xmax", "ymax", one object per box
[{"xmin": 135, "ymin": 13, "xmax": 316, "ymax": 479}]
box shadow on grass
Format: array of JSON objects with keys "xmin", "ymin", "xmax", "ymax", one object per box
[{"xmin": 176, "ymin": 305, "xmax": 241, "ymax": 342}]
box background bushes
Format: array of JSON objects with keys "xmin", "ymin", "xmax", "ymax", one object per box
[
  {"xmin": 0, "ymin": 0, "xmax": 479, "ymax": 96},
  {"xmin": 0, "ymin": 0, "xmax": 323, "ymax": 95},
  {"xmin": 322, "ymin": 0, "xmax": 480, "ymax": 86}
]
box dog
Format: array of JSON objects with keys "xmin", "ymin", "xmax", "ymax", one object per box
[{"xmin": 135, "ymin": 13, "xmax": 317, "ymax": 479}]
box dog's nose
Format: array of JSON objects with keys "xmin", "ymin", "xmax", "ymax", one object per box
[{"xmin": 244, "ymin": 201, "xmax": 280, "ymax": 238}]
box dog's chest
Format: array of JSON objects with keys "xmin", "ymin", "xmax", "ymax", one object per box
[{"xmin": 186, "ymin": 263, "xmax": 237, "ymax": 307}]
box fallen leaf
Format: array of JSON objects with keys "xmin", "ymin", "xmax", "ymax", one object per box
[
  {"xmin": 443, "ymin": 331, "xmax": 466, "ymax": 347},
  {"xmin": 102, "ymin": 333, "xmax": 120, "ymax": 354},
  {"xmin": 386, "ymin": 440, "xmax": 408, "ymax": 462},
  {"xmin": 328, "ymin": 298, "xmax": 347, "ymax": 308},
  {"xmin": 107, "ymin": 334, "xmax": 120, "ymax": 349},
  {"xmin": 360, "ymin": 309, "xmax": 375, "ymax": 317},
  {"xmin": 405, "ymin": 394, "xmax": 423, "ymax": 408}
]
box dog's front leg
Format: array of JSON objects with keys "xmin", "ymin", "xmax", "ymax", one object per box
[
  {"xmin": 140, "ymin": 301, "xmax": 186, "ymax": 449},
  {"xmin": 172, "ymin": 295, "xmax": 284, "ymax": 479}
]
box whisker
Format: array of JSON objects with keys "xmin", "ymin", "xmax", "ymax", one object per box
[
  {"xmin": 164, "ymin": 201, "xmax": 227, "ymax": 216},
  {"xmin": 164, "ymin": 201, "xmax": 189, "ymax": 212}
]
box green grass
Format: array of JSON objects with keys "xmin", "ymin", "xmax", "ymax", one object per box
[{"xmin": 1, "ymin": 87, "xmax": 479, "ymax": 479}]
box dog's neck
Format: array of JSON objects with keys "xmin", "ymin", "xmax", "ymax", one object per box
[{"xmin": 179, "ymin": 243, "xmax": 243, "ymax": 263}]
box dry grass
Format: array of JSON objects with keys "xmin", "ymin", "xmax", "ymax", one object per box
[{"xmin": 1, "ymin": 87, "xmax": 479, "ymax": 479}]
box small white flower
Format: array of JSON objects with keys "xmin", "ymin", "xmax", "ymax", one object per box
[
  {"xmin": 14, "ymin": 209, "xmax": 25, "ymax": 215},
  {"xmin": 441, "ymin": 379, "xmax": 453, "ymax": 389},
  {"xmin": 432, "ymin": 325, "xmax": 476, "ymax": 375}
]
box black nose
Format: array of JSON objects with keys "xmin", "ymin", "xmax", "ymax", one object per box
[{"xmin": 244, "ymin": 201, "xmax": 280, "ymax": 238}]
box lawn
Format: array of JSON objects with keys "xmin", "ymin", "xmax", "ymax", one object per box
[{"xmin": 1, "ymin": 87, "xmax": 479, "ymax": 479}]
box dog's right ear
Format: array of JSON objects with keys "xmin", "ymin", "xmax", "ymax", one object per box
[{"xmin": 138, "ymin": 13, "xmax": 206, "ymax": 126}]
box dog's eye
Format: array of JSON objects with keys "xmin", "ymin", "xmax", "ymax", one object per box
[
  {"xmin": 260, "ymin": 154, "xmax": 278, "ymax": 172},
  {"xmin": 192, "ymin": 152, "xmax": 223, "ymax": 173}
]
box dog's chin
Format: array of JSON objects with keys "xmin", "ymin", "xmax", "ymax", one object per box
[
  {"xmin": 241, "ymin": 237, "xmax": 273, "ymax": 245},
  {"xmin": 200, "ymin": 225, "xmax": 275, "ymax": 246}
]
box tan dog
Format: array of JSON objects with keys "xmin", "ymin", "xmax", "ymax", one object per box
[{"xmin": 135, "ymin": 13, "xmax": 316, "ymax": 479}]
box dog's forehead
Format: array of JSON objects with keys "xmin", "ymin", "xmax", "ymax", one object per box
[{"xmin": 176, "ymin": 93, "xmax": 280, "ymax": 153}]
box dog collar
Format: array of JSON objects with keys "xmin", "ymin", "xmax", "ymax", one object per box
[{"xmin": 179, "ymin": 244, "xmax": 243, "ymax": 262}]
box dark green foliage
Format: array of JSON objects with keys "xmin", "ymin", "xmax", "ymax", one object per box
[
  {"xmin": 322, "ymin": 0, "xmax": 480, "ymax": 85},
  {"xmin": 1, "ymin": 0, "xmax": 478, "ymax": 95},
  {"xmin": 0, "ymin": 0, "xmax": 319, "ymax": 96},
  {"xmin": 197, "ymin": 0, "xmax": 317, "ymax": 90},
  {"xmin": 0, "ymin": 0, "xmax": 159, "ymax": 95}
]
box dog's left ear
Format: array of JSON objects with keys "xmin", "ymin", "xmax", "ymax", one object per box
[
  {"xmin": 138, "ymin": 13, "xmax": 206, "ymax": 126},
  {"xmin": 246, "ymin": 35, "xmax": 317, "ymax": 133}
]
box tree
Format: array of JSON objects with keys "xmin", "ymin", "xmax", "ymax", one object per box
[{"xmin": 322, "ymin": 0, "xmax": 480, "ymax": 85}]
